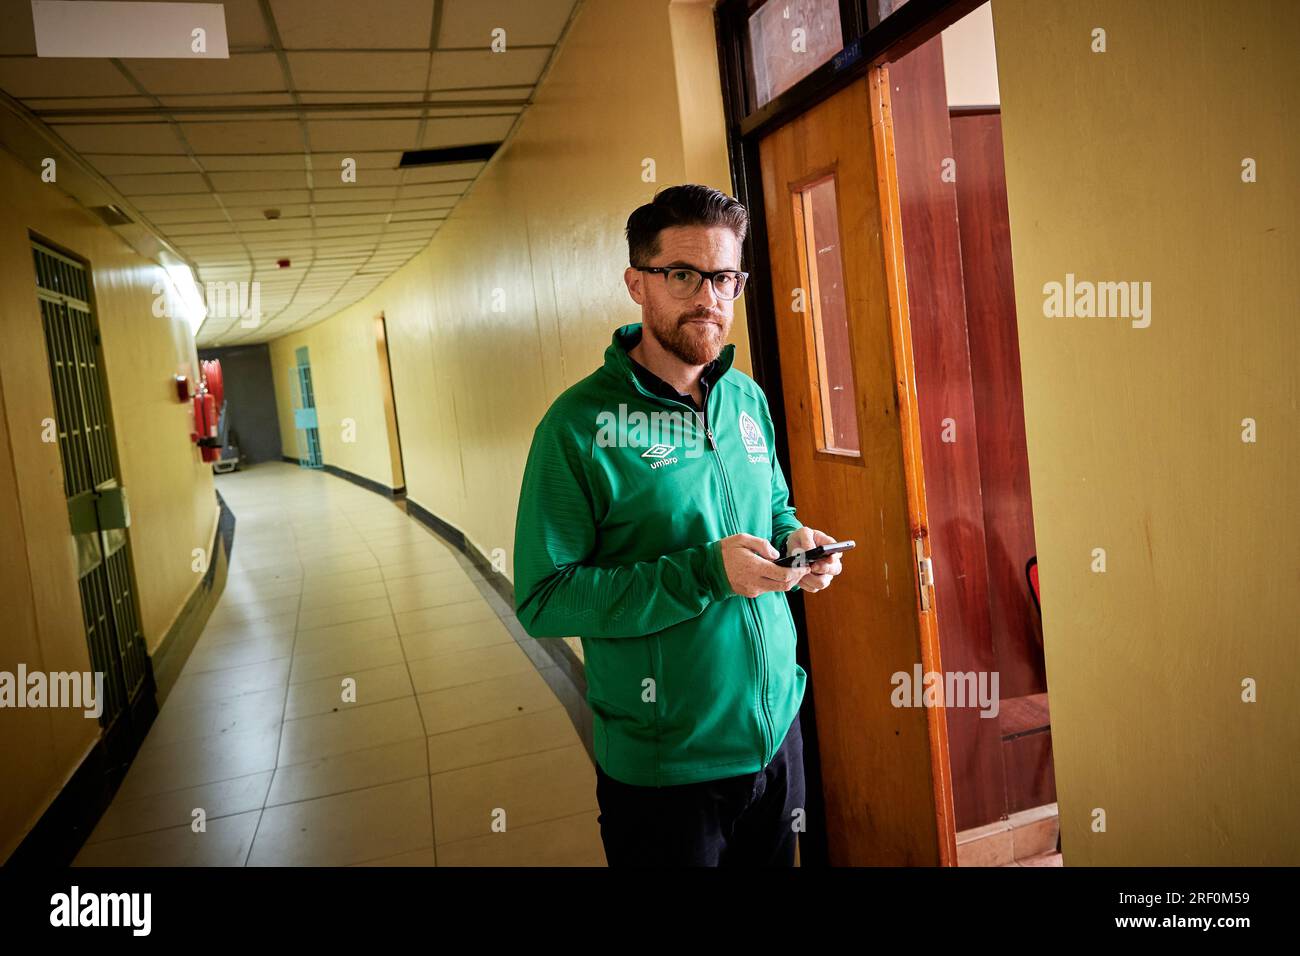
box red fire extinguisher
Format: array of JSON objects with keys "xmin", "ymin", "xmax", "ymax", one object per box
[
  {"xmin": 192, "ymin": 392, "xmax": 206, "ymax": 442},
  {"xmin": 191, "ymin": 381, "xmax": 218, "ymax": 460}
]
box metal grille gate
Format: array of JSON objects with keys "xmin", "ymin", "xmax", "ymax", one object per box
[{"xmin": 33, "ymin": 241, "xmax": 148, "ymax": 729}]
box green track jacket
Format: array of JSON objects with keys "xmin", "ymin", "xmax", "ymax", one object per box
[{"xmin": 513, "ymin": 322, "xmax": 807, "ymax": 786}]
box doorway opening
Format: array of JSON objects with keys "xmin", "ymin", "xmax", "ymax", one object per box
[
  {"xmin": 717, "ymin": 0, "xmax": 1057, "ymax": 865},
  {"xmin": 374, "ymin": 313, "xmax": 406, "ymax": 494},
  {"xmin": 290, "ymin": 345, "xmax": 323, "ymax": 469},
  {"xmin": 885, "ymin": 10, "xmax": 1056, "ymax": 864}
]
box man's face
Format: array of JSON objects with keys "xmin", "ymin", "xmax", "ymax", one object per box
[{"xmin": 624, "ymin": 224, "xmax": 740, "ymax": 366}]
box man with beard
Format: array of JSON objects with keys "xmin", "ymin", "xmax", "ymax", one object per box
[{"xmin": 513, "ymin": 184, "xmax": 844, "ymax": 866}]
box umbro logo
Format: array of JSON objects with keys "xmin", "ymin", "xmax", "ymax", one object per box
[{"xmin": 641, "ymin": 444, "xmax": 679, "ymax": 470}]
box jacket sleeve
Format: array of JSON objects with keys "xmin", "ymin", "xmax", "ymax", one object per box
[{"xmin": 513, "ymin": 413, "xmax": 734, "ymax": 639}]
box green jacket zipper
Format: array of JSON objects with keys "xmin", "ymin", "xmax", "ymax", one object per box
[
  {"xmin": 703, "ymin": 416, "xmax": 774, "ymax": 765},
  {"xmin": 697, "ymin": 376, "xmax": 774, "ymax": 765},
  {"xmin": 622, "ymin": 367, "xmax": 775, "ymax": 766}
]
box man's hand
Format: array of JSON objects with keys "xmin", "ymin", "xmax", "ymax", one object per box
[
  {"xmin": 720, "ymin": 534, "xmax": 806, "ymax": 598},
  {"xmin": 781, "ymin": 527, "xmax": 843, "ymax": 593}
]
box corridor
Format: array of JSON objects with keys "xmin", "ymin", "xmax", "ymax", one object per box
[
  {"xmin": 73, "ymin": 463, "xmax": 601, "ymax": 866},
  {"xmin": 2, "ymin": 0, "xmax": 1295, "ymax": 888}
]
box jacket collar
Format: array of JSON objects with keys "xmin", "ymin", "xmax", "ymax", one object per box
[{"xmin": 604, "ymin": 322, "xmax": 734, "ymax": 400}]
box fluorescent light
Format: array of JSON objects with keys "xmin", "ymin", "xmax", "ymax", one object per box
[
  {"xmin": 32, "ymin": 1, "xmax": 230, "ymax": 59},
  {"xmin": 164, "ymin": 263, "xmax": 208, "ymax": 336}
]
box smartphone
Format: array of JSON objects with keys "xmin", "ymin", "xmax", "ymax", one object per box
[{"xmin": 775, "ymin": 540, "xmax": 856, "ymax": 568}]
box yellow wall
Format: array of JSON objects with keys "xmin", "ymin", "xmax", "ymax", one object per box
[
  {"xmin": 993, "ymin": 0, "xmax": 1299, "ymax": 863},
  {"xmin": 270, "ymin": 0, "xmax": 748, "ymax": 592},
  {"xmin": 0, "ymin": 147, "xmax": 217, "ymax": 862}
]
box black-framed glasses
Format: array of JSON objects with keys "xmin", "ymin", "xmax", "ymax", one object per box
[{"xmin": 635, "ymin": 265, "xmax": 749, "ymax": 301}]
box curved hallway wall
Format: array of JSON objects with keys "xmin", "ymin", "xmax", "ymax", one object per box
[{"xmin": 267, "ymin": 0, "xmax": 749, "ymax": 613}]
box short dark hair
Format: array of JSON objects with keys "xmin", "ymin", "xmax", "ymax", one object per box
[{"xmin": 625, "ymin": 184, "xmax": 748, "ymax": 266}]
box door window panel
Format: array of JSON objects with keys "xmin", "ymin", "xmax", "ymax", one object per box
[
  {"xmin": 747, "ymin": 0, "xmax": 844, "ymax": 108},
  {"xmin": 792, "ymin": 174, "xmax": 861, "ymax": 455}
]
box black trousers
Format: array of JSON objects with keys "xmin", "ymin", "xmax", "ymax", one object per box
[{"xmin": 594, "ymin": 712, "xmax": 805, "ymax": 866}]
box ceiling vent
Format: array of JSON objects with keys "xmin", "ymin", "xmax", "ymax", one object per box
[{"xmin": 398, "ymin": 143, "xmax": 500, "ymax": 167}]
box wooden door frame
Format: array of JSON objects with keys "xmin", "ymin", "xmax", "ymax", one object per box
[
  {"xmin": 374, "ymin": 312, "xmax": 407, "ymax": 494},
  {"xmin": 714, "ymin": 0, "xmax": 981, "ymax": 866}
]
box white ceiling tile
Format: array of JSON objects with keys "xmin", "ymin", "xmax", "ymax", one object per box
[
  {"xmin": 55, "ymin": 122, "xmax": 187, "ymax": 155},
  {"xmin": 110, "ymin": 171, "xmax": 210, "ymax": 194},
  {"xmin": 219, "ymin": 0, "xmax": 275, "ymax": 49},
  {"xmin": 436, "ymin": 0, "xmax": 577, "ymax": 48},
  {"xmin": 197, "ymin": 154, "xmax": 307, "ymax": 171},
  {"xmin": 419, "ymin": 114, "xmax": 515, "ymax": 148},
  {"xmin": 220, "ymin": 189, "xmax": 312, "ymax": 206},
  {"xmin": 271, "ymin": 0, "xmax": 434, "ymax": 50},
  {"xmin": 308, "ymin": 108, "xmax": 425, "ymax": 121},
  {"xmin": 311, "ymin": 214, "xmax": 390, "ymax": 227},
  {"xmin": 308, "ymin": 200, "xmax": 392, "ymax": 216},
  {"xmin": 147, "ymin": 206, "xmax": 229, "ymax": 225},
  {"xmin": 402, "ymin": 181, "xmax": 466, "ymax": 198},
  {"xmin": 84, "ymin": 154, "xmax": 199, "ymax": 175},
  {"xmin": 306, "ymin": 119, "xmax": 421, "ymax": 151},
  {"xmin": 325, "ymin": 168, "xmax": 403, "ymax": 187},
  {"xmin": 159, "ymin": 93, "xmax": 297, "ymax": 108},
  {"xmin": 181, "ymin": 120, "xmax": 305, "ymax": 153},
  {"xmin": 25, "ymin": 96, "xmax": 155, "ymax": 113},
  {"xmin": 209, "ymin": 170, "xmax": 310, "ymax": 191},
  {"xmin": 313, "ymin": 225, "xmax": 386, "ymax": 240},
  {"xmin": 0, "ymin": 1, "xmax": 37, "ymax": 55},
  {"xmin": 175, "ymin": 242, "xmax": 249, "ymax": 255},
  {"xmin": 288, "ymin": 52, "xmax": 429, "ymax": 92},
  {"xmin": 399, "ymin": 160, "xmax": 484, "ymax": 182},
  {"xmin": 298, "ymin": 92, "xmax": 425, "ymax": 104},
  {"xmin": 424, "ymin": 106, "xmax": 520, "ymax": 119},
  {"xmin": 427, "ymin": 86, "xmax": 534, "ymax": 102},
  {"xmin": 390, "ymin": 210, "xmax": 448, "ymax": 223},
  {"xmin": 314, "ymin": 236, "xmax": 380, "ymax": 249},
  {"xmin": 238, "ymin": 218, "xmax": 312, "ymax": 232},
  {"xmin": 0, "ymin": 58, "xmax": 137, "ymax": 98},
  {"xmin": 226, "ymin": 203, "xmax": 311, "ymax": 220},
  {"xmin": 427, "ymin": 48, "xmax": 550, "ymax": 90},
  {"xmin": 164, "ymin": 222, "xmax": 241, "ymax": 237},
  {"xmin": 131, "ymin": 191, "xmax": 220, "ymax": 210},
  {"xmin": 312, "ymin": 186, "xmax": 400, "ymax": 203},
  {"xmin": 386, "ymin": 224, "xmax": 438, "ymax": 238},
  {"xmin": 392, "ymin": 197, "xmax": 456, "ymax": 212},
  {"xmin": 124, "ymin": 52, "xmax": 285, "ymax": 95}
]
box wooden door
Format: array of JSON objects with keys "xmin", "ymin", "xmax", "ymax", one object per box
[{"xmin": 758, "ymin": 69, "xmax": 956, "ymax": 865}]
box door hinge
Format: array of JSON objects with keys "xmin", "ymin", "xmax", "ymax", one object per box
[{"xmin": 915, "ymin": 537, "xmax": 934, "ymax": 612}]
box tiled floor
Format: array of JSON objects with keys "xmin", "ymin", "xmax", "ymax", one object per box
[{"xmin": 74, "ymin": 462, "xmax": 603, "ymax": 866}]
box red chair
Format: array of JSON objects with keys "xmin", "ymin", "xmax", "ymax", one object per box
[{"xmin": 1026, "ymin": 556, "xmax": 1040, "ymax": 614}]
